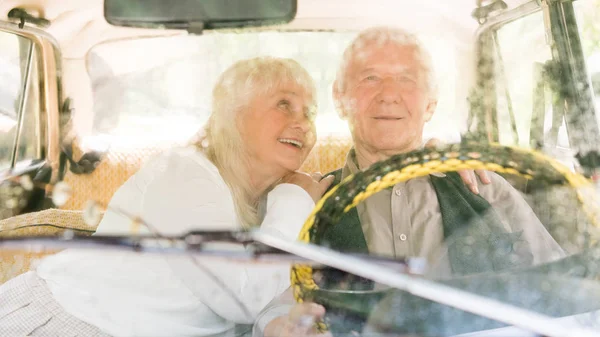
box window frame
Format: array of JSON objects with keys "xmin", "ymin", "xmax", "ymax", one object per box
[
  {"xmin": 0, "ymin": 21, "xmax": 64, "ymax": 183},
  {"xmin": 472, "ymin": 0, "xmax": 599, "ymax": 169}
]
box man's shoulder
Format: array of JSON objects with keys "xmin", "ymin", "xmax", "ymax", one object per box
[{"xmin": 478, "ymin": 171, "xmax": 525, "ymax": 203}]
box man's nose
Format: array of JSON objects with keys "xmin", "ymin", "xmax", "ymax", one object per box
[{"xmin": 378, "ymin": 78, "xmax": 403, "ymax": 104}]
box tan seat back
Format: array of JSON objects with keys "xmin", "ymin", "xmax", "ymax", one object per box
[
  {"xmin": 61, "ymin": 136, "xmax": 352, "ymax": 211},
  {"xmin": 0, "ymin": 209, "xmax": 97, "ymax": 284}
]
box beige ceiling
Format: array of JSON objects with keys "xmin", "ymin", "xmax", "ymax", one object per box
[{"xmin": 0, "ymin": 0, "xmax": 533, "ymax": 58}]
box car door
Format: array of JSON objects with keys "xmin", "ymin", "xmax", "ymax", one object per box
[{"xmin": 0, "ymin": 21, "xmax": 63, "ymax": 219}]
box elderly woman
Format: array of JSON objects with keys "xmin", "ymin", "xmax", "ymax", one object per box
[{"xmin": 0, "ymin": 56, "xmax": 333, "ymax": 337}]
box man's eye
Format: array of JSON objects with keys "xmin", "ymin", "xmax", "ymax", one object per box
[
  {"xmin": 365, "ymin": 75, "xmax": 379, "ymax": 81},
  {"xmin": 399, "ymin": 76, "xmax": 416, "ymax": 83},
  {"xmin": 278, "ymin": 100, "xmax": 291, "ymax": 110}
]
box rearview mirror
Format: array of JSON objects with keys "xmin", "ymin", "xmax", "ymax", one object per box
[{"xmin": 104, "ymin": 0, "xmax": 297, "ymax": 32}]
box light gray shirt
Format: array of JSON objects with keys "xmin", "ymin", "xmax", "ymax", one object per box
[
  {"xmin": 253, "ymin": 149, "xmax": 565, "ymax": 336},
  {"xmin": 345, "ymin": 150, "xmax": 565, "ymax": 275}
]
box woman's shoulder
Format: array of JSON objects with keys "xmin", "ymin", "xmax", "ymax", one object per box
[
  {"xmin": 143, "ymin": 146, "xmax": 220, "ymax": 177},
  {"xmin": 161, "ymin": 146, "xmax": 218, "ymax": 170},
  {"xmin": 97, "ymin": 147, "xmax": 235, "ymax": 234},
  {"xmin": 124, "ymin": 146, "xmax": 226, "ymax": 195}
]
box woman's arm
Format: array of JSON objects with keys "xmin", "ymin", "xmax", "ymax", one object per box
[
  {"xmin": 138, "ymin": 150, "xmax": 316, "ymax": 324},
  {"xmin": 260, "ymin": 183, "xmax": 315, "ymax": 239}
]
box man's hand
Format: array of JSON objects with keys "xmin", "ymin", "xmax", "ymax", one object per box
[
  {"xmin": 282, "ymin": 172, "xmax": 335, "ymax": 203},
  {"xmin": 424, "ymin": 138, "xmax": 491, "ymax": 194},
  {"xmin": 263, "ymin": 303, "xmax": 332, "ymax": 337}
]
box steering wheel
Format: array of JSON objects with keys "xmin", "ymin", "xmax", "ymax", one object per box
[{"xmin": 290, "ymin": 142, "xmax": 600, "ymax": 332}]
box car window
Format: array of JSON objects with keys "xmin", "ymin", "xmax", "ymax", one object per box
[
  {"xmin": 86, "ymin": 31, "xmax": 460, "ymax": 147},
  {"xmin": 494, "ymin": 10, "xmax": 557, "ymax": 148},
  {"xmin": 574, "ymin": 0, "xmax": 600, "ymax": 126},
  {"xmin": 0, "ymin": 30, "xmax": 41, "ymax": 171},
  {"xmin": 14, "ymin": 47, "xmax": 41, "ymax": 169},
  {"xmin": 492, "ymin": 2, "xmax": 600, "ymax": 168},
  {"xmin": 0, "ymin": 31, "xmax": 26, "ymax": 170}
]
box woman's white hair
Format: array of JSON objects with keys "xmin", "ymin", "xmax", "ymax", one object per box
[
  {"xmin": 335, "ymin": 26, "xmax": 438, "ymax": 99},
  {"xmin": 193, "ymin": 56, "xmax": 316, "ymax": 228}
]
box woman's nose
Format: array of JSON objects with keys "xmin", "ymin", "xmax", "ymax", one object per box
[{"xmin": 291, "ymin": 110, "xmax": 313, "ymax": 133}]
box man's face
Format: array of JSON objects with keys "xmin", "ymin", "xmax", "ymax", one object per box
[{"xmin": 336, "ymin": 42, "xmax": 437, "ymax": 156}]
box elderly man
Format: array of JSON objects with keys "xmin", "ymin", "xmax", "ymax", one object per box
[{"xmin": 254, "ymin": 26, "xmax": 565, "ymax": 337}]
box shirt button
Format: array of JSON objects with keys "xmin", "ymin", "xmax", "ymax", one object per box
[
  {"xmin": 399, "ymin": 233, "xmax": 407, "ymax": 241},
  {"xmin": 394, "ymin": 189, "xmax": 402, "ymax": 196}
]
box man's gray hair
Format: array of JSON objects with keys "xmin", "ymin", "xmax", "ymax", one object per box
[{"xmin": 335, "ymin": 26, "xmax": 438, "ymax": 99}]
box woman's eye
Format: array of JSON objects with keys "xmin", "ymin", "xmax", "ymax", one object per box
[{"xmin": 305, "ymin": 106, "xmax": 317, "ymax": 120}]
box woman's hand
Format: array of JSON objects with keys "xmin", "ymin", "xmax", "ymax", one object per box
[
  {"xmin": 424, "ymin": 138, "xmax": 491, "ymax": 194},
  {"xmin": 282, "ymin": 172, "xmax": 335, "ymax": 203},
  {"xmin": 457, "ymin": 169, "xmax": 491, "ymax": 194},
  {"xmin": 264, "ymin": 302, "xmax": 331, "ymax": 337}
]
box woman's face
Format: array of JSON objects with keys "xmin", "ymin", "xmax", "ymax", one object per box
[{"xmin": 240, "ymin": 81, "xmax": 316, "ymax": 176}]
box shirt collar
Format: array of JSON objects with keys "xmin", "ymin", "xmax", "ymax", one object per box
[{"xmin": 342, "ymin": 146, "xmax": 446, "ymax": 179}]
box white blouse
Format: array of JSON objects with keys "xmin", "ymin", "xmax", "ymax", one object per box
[{"xmin": 36, "ymin": 147, "xmax": 315, "ymax": 337}]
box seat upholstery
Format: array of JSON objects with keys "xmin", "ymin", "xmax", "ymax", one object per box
[
  {"xmin": 60, "ymin": 136, "xmax": 353, "ymax": 211},
  {"xmin": 0, "ymin": 208, "xmax": 97, "ymax": 284},
  {"xmin": 301, "ymin": 136, "xmax": 352, "ymax": 174},
  {"xmin": 60, "ymin": 147, "xmax": 166, "ymax": 210}
]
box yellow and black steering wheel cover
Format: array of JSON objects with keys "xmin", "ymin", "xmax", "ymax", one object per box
[{"xmin": 291, "ymin": 143, "xmax": 600, "ymax": 310}]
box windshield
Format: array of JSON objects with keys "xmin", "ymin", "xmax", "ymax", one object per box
[
  {"xmin": 3, "ymin": 1, "xmax": 600, "ymax": 337},
  {"xmin": 85, "ymin": 31, "xmax": 462, "ymax": 148}
]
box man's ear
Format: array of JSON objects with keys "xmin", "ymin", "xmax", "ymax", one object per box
[
  {"xmin": 424, "ymin": 99, "xmax": 437, "ymax": 122},
  {"xmin": 332, "ymin": 81, "xmax": 348, "ymax": 119}
]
